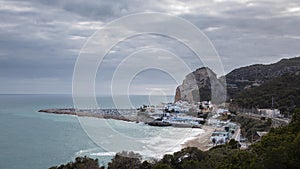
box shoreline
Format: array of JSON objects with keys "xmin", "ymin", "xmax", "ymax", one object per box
[
  {"xmin": 182, "ymin": 125, "xmax": 216, "ymax": 151},
  {"xmin": 39, "ymin": 108, "xmax": 216, "ymax": 154}
]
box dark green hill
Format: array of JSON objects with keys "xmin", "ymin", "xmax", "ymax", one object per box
[
  {"xmin": 226, "ymin": 57, "xmax": 300, "ymax": 83},
  {"xmin": 232, "ymin": 73, "xmax": 300, "ymax": 115},
  {"xmin": 226, "ymin": 57, "xmax": 300, "ymax": 97}
]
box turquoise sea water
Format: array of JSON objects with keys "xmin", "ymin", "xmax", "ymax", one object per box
[{"xmin": 0, "ymin": 94, "xmax": 174, "ymax": 169}]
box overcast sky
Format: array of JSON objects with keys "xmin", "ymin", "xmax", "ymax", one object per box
[{"xmin": 0, "ymin": 0, "xmax": 300, "ymax": 95}]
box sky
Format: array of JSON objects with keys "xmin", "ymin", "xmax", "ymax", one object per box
[{"xmin": 0, "ymin": 0, "xmax": 300, "ymax": 95}]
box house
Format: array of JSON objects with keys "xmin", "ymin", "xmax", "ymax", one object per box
[
  {"xmin": 258, "ymin": 109, "xmax": 280, "ymax": 118},
  {"xmin": 210, "ymin": 131, "xmax": 229, "ymax": 145}
]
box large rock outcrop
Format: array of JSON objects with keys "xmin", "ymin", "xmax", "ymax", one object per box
[
  {"xmin": 175, "ymin": 57, "xmax": 300, "ymax": 104},
  {"xmin": 175, "ymin": 67, "xmax": 226, "ymax": 104},
  {"xmin": 225, "ymin": 56, "xmax": 300, "ymax": 97}
]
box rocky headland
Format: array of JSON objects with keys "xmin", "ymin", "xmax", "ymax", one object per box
[
  {"xmin": 174, "ymin": 57, "xmax": 300, "ymax": 105},
  {"xmin": 174, "ymin": 67, "xmax": 226, "ymax": 104}
]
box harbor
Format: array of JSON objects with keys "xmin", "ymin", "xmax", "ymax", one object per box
[{"xmin": 39, "ymin": 100, "xmax": 244, "ymax": 149}]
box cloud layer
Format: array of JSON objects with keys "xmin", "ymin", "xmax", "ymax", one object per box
[{"xmin": 0, "ymin": 0, "xmax": 299, "ymax": 94}]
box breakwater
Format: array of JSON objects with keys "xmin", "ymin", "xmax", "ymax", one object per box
[
  {"xmin": 38, "ymin": 108, "xmax": 150, "ymax": 122},
  {"xmin": 38, "ymin": 108, "xmax": 202, "ymax": 128}
]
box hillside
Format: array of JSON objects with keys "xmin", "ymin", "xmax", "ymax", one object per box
[
  {"xmin": 232, "ymin": 73, "xmax": 300, "ymax": 116},
  {"xmin": 226, "ymin": 57, "xmax": 300, "ymax": 96},
  {"xmin": 175, "ymin": 57, "xmax": 300, "ymax": 103}
]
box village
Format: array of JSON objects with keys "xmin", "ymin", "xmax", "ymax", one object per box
[
  {"xmin": 39, "ymin": 99, "xmax": 289, "ymax": 150},
  {"xmin": 137, "ymin": 100, "xmax": 288, "ymax": 149}
]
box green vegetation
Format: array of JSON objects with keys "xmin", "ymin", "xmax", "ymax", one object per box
[
  {"xmin": 251, "ymin": 108, "xmax": 300, "ymax": 168},
  {"xmin": 226, "ymin": 57, "xmax": 300, "ymax": 84},
  {"xmin": 51, "ymin": 109, "xmax": 300, "ymax": 169},
  {"xmin": 49, "ymin": 156, "xmax": 103, "ymax": 169},
  {"xmin": 232, "ymin": 114, "xmax": 272, "ymax": 141},
  {"xmin": 225, "ymin": 57, "xmax": 300, "ymax": 100},
  {"xmin": 232, "ymin": 73, "xmax": 300, "ymax": 116},
  {"xmin": 107, "ymin": 151, "xmax": 143, "ymax": 169}
]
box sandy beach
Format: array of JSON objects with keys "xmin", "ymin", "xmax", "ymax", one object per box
[{"xmin": 182, "ymin": 125, "xmax": 216, "ymax": 151}]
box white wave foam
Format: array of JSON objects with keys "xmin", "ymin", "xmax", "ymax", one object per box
[
  {"xmin": 78, "ymin": 117, "xmax": 206, "ymax": 159},
  {"xmin": 137, "ymin": 128, "xmax": 205, "ymax": 159},
  {"xmin": 90, "ymin": 152, "xmax": 116, "ymax": 156},
  {"xmin": 75, "ymin": 148, "xmax": 100, "ymax": 156}
]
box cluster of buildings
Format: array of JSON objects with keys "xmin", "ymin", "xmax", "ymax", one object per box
[
  {"xmin": 141, "ymin": 101, "xmax": 242, "ymax": 146},
  {"xmin": 209, "ymin": 119, "xmax": 238, "ymax": 145},
  {"xmin": 163, "ymin": 100, "xmax": 213, "ymax": 113},
  {"xmin": 144, "ymin": 101, "xmax": 214, "ymax": 128},
  {"xmin": 206, "ymin": 108, "xmax": 240, "ymax": 145}
]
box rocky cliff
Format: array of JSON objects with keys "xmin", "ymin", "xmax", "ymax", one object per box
[
  {"xmin": 174, "ymin": 67, "xmax": 226, "ymax": 104},
  {"xmin": 175, "ymin": 57, "xmax": 300, "ymax": 103}
]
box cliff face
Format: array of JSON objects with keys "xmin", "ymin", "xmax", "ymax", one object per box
[
  {"xmin": 175, "ymin": 57, "xmax": 300, "ymax": 104},
  {"xmin": 174, "ymin": 67, "xmax": 226, "ymax": 104}
]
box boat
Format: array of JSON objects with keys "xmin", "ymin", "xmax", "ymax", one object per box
[{"xmin": 146, "ymin": 120, "xmax": 172, "ymax": 127}]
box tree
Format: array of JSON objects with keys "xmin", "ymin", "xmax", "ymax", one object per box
[
  {"xmin": 108, "ymin": 151, "xmax": 142, "ymax": 169},
  {"xmin": 181, "ymin": 160, "xmax": 201, "ymax": 169},
  {"xmin": 228, "ymin": 139, "xmax": 241, "ymax": 149},
  {"xmin": 49, "ymin": 156, "xmax": 103, "ymax": 169},
  {"xmin": 151, "ymin": 164, "xmax": 172, "ymax": 169}
]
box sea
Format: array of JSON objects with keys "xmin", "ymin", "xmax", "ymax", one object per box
[{"xmin": 0, "ymin": 94, "xmax": 204, "ymax": 169}]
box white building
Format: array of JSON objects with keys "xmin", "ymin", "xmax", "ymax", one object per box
[
  {"xmin": 258, "ymin": 109, "xmax": 280, "ymax": 118},
  {"xmin": 210, "ymin": 132, "xmax": 229, "ymax": 145}
]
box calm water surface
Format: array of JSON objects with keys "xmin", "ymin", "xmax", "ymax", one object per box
[{"xmin": 0, "ymin": 94, "xmax": 174, "ymax": 169}]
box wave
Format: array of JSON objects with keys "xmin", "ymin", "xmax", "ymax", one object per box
[{"xmin": 90, "ymin": 152, "xmax": 116, "ymax": 156}]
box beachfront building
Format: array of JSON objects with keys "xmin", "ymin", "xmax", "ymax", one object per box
[
  {"xmin": 209, "ymin": 118, "xmax": 238, "ymax": 145},
  {"xmin": 210, "ymin": 131, "xmax": 229, "ymax": 145},
  {"xmin": 164, "ymin": 103, "xmax": 181, "ymax": 113},
  {"xmin": 225, "ymin": 122, "xmax": 237, "ymax": 133}
]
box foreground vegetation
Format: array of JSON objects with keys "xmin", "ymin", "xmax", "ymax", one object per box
[
  {"xmin": 49, "ymin": 156, "xmax": 103, "ymax": 169},
  {"xmin": 50, "ymin": 109, "xmax": 300, "ymax": 169}
]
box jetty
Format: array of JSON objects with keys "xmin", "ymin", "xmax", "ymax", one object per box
[
  {"xmin": 38, "ymin": 108, "xmax": 153, "ymax": 122},
  {"xmin": 38, "ymin": 108, "xmax": 203, "ymax": 128}
]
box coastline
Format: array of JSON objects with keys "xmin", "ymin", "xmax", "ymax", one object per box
[
  {"xmin": 182, "ymin": 125, "xmax": 216, "ymax": 151},
  {"xmin": 38, "ymin": 108, "xmax": 215, "ymax": 153},
  {"xmin": 39, "ymin": 108, "xmax": 216, "ymax": 157}
]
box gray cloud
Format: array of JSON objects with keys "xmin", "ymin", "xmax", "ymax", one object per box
[{"xmin": 0, "ymin": 0, "xmax": 300, "ymax": 94}]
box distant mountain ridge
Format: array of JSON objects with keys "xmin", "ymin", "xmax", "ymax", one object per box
[
  {"xmin": 226, "ymin": 57, "xmax": 300, "ymax": 96},
  {"xmin": 174, "ymin": 56, "xmax": 300, "ymax": 103},
  {"xmin": 226, "ymin": 57, "xmax": 300, "ymax": 82}
]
